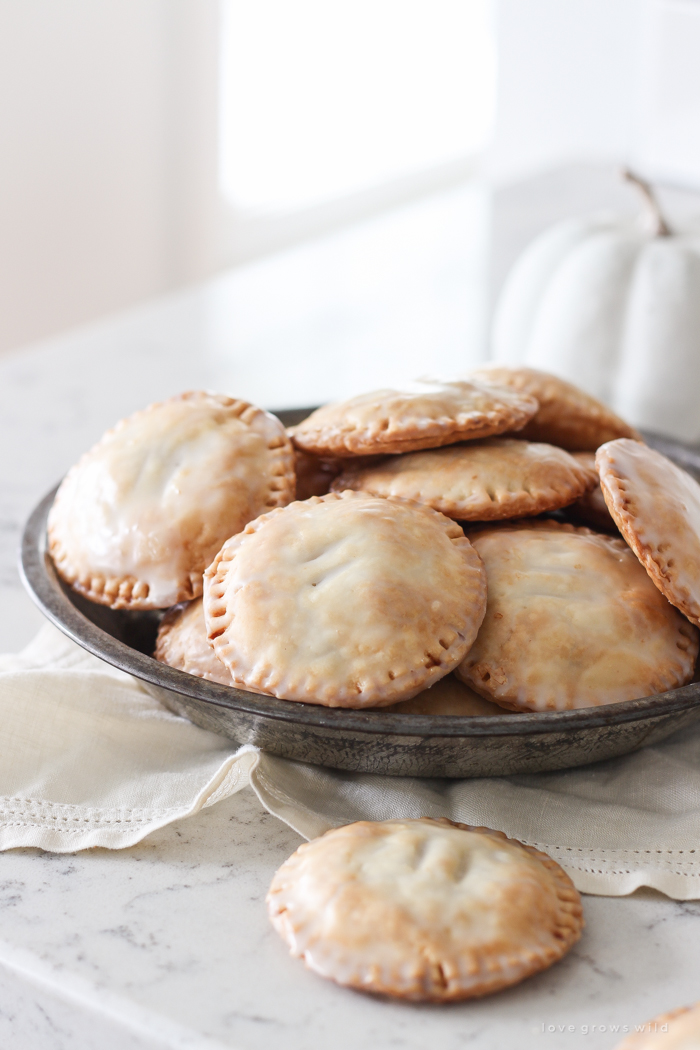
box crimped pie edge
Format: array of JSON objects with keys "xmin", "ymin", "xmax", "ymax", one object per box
[
  {"xmin": 330, "ymin": 439, "xmax": 598, "ymax": 521},
  {"xmin": 290, "ymin": 381, "xmax": 539, "ymax": 456},
  {"xmin": 203, "ymin": 491, "xmax": 487, "ymax": 707},
  {"xmin": 455, "ymin": 519, "xmax": 699, "ymax": 711},
  {"xmin": 597, "ymin": 438, "xmax": 700, "ymax": 628},
  {"xmin": 48, "ymin": 391, "xmax": 295, "ymax": 610},
  {"xmin": 469, "ymin": 365, "xmax": 643, "ymax": 451},
  {"xmin": 266, "ymin": 817, "xmax": 584, "ymax": 1002}
]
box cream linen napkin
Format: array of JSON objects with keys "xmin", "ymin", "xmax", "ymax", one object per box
[{"xmin": 2, "ymin": 625, "xmax": 700, "ymax": 899}]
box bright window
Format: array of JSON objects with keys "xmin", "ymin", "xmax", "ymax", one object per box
[{"xmin": 219, "ymin": 0, "xmax": 496, "ymax": 214}]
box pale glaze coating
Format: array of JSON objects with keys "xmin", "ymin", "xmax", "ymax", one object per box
[
  {"xmin": 332, "ymin": 438, "xmax": 597, "ymax": 520},
  {"xmin": 597, "ymin": 439, "xmax": 700, "ymax": 627},
  {"xmin": 267, "ymin": 818, "xmax": 583, "ymax": 1001},
  {"xmin": 156, "ymin": 601, "xmax": 500, "ymax": 714},
  {"xmin": 457, "ymin": 521, "xmax": 698, "ymax": 712},
  {"xmin": 290, "ymin": 379, "xmax": 538, "ymax": 456},
  {"xmin": 48, "ymin": 392, "xmax": 295, "ymax": 609},
  {"xmin": 614, "ymin": 1002, "xmax": 700, "ymax": 1048},
  {"xmin": 469, "ymin": 365, "xmax": 642, "ymax": 451},
  {"xmin": 203, "ymin": 492, "xmax": 487, "ymax": 707}
]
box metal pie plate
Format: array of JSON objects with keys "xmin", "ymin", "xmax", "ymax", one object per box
[{"xmin": 19, "ymin": 417, "xmax": 700, "ymax": 779}]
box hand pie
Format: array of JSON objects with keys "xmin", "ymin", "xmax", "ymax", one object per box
[
  {"xmin": 48, "ymin": 392, "xmax": 295, "ymax": 609},
  {"xmin": 155, "ymin": 598, "xmax": 235, "ymax": 687},
  {"xmin": 332, "ymin": 439, "xmax": 597, "ymax": 521},
  {"xmin": 203, "ymin": 491, "xmax": 487, "ymax": 707},
  {"xmin": 456, "ymin": 521, "xmax": 698, "ymax": 711},
  {"xmin": 289, "ymin": 379, "xmax": 538, "ymax": 457},
  {"xmin": 267, "ymin": 818, "xmax": 583, "ymax": 1001},
  {"xmin": 384, "ymin": 674, "xmax": 506, "ymax": 715},
  {"xmin": 155, "ymin": 601, "xmax": 503, "ymax": 713},
  {"xmin": 469, "ymin": 365, "xmax": 642, "ymax": 451},
  {"xmin": 614, "ymin": 1002, "xmax": 700, "ymax": 1048},
  {"xmin": 598, "ymin": 439, "xmax": 700, "ymax": 628}
]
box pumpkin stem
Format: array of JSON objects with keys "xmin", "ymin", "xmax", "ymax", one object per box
[{"xmin": 621, "ymin": 168, "xmax": 672, "ymax": 237}]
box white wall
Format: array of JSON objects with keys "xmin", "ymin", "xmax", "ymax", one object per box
[
  {"xmin": 0, "ymin": 0, "xmax": 219, "ymax": 356},
  {"xmin": 490, "ymin": 0, "xmax": 700, "ymax": 188},
  {"xmin": 489, "ymin": 0, "xmax": 641, "ymax": 182},
  {"xmin": 2, "ymin": 0, "xmax": 699, "ymax": 358}
]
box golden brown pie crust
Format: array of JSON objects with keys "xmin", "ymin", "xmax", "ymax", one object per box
[
  {"xmin": 154, "ymin": 598, "xmax": 236, "ymax": 687},
  {"xmin": 331, "ymin": 438, "xmax": 597, "ymax": 521},
  {"xmin": 289, "ymin": 379, "xmax": 538, "ymax": 456},
  {"xmin": 267, "ymin": 818, "xmax": 583, "ymax": 1001},
  {"xmin": 469, "ymin": 365, "xmax": 642, "ymax": 451},
  {"xmin": 598, "ymin": 439, "xmax": 700, "ymax": 628},
  {"xmin": 48, "ymin": 392, "xmax": 295, "ymax": 609},
  {"xmin": 456, "ymin": 520, "xmax": 698, "ymax": 711},
  {"xmin": 203, "ymin": 491, "xmax": 487, "ymax": 707}
]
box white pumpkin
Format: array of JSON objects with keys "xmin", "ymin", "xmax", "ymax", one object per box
[{"xmin": 492, "ymin": 171, "xmax": 700, "ymax": 444}]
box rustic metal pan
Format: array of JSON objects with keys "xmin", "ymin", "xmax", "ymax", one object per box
[{"xmin": 19, "ymin": 419, "xmax": 700, "ymax": 778}]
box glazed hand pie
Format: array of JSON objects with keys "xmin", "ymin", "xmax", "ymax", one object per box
[
  {"xmin": 155, "ymin": 598, "xmax": 236, "ymax": 687},
  {"xmin": 457, "ymin": 521, "xmax": 698, "ymax": 711},
  {"xmin": 203, "ymin": 491, "xmax": 487, "ymax": 707},
  {"xmin": 469, "ymin": 365, "xmax": 642, "ymax": 451},
  {"xmin": 267, "ymin": 818, "xmax": 583, "ymax": 1001},
  {"xmin": 289, "ymin": 379, "xmax": 538, "ymax": 457},
  {"xmin": 614, "ymin": 1002, "xmax": 700, "ymax": 1048},
  {"xmin": 331, "ymin": 438, "xmax": 597, "ymax": 521},
  {"xmin": 598, "ymin": 439, "xmax": 700, "ymax": 628},
  {"xmin": 48, "ymin": 392, "xmax": 295, "ymax": 609}
]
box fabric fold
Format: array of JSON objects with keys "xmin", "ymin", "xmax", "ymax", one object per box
[{"xmin": 2, "ymin": 624, "xmax": 700, "ymax": 899}]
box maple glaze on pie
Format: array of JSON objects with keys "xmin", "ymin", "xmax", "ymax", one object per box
[
  {"xmin": 203, "ymin": 491, "xmax": 487, "ymax": 707},
  {"xmin": 267, "ymin": 818, "xmax": 583, "ymax": 1001},
  {"xmin": 48, "ymin": 391, "xmax": 295, "ymax": 609},
  {"xmin": 457, "ymin": 521, "xmax": 698, "ymax": 711}
]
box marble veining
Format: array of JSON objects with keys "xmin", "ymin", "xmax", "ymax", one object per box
[{"xmin": 1, "ymin": 790, "xmax": 700, "ymax": 1050}]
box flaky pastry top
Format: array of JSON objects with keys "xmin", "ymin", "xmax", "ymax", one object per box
[
  {"xmin": 332, "ymin": 438, "xmax": 597, "ymax": 520},
  {"xmin": 267, "ymin": 818, "xmax": 583, "ymax": 1001},
  {"xmin": 290, "ymin": 379, "xmax": 538, "ymax": 456},
  {"xmin": 203, "ymin": 491, "xmax": 487, "ymax": 707},
  {"xmin": 457, "ymin": 521, "xmax": 698, "ymax": 711},
  {"xmin": 48, "ymin": 392, "xmax": 295, "ymax": 609}
]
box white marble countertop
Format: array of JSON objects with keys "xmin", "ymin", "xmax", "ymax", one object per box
[{"xmin": 2, "ymin": 174, "xmax": 700, "ymax": 1050}]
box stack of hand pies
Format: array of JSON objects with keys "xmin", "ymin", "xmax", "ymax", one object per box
[
  {"xmin": 48, "ymin": 368, "xmax": 700, "ymax": 716},
  {"xmin": 47, "ymin": 370, "xmax": 700, "ymax": 1002}
]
